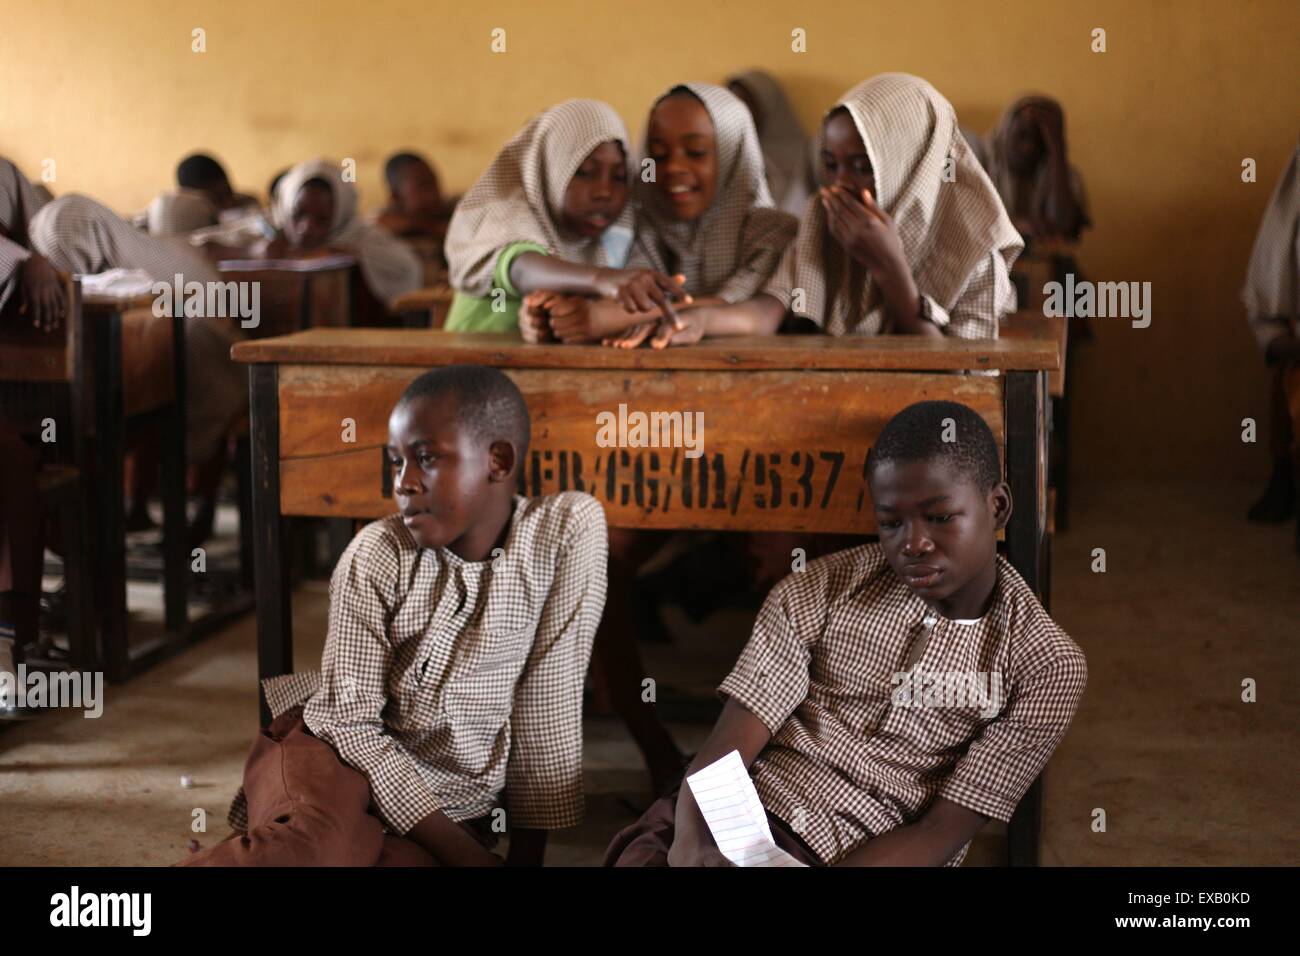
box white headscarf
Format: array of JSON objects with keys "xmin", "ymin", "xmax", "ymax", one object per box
[
  {"xmin": 445, "ymin": 99, "xmax": 635, "ymax": 297},
  {"xmin": 629, "ymin": 82, "xmax": 796, "ymax": 302},
  {"xmin": 765, "ymin": 73, "xmax": 1023, "ymax": 336},
  {"xmin": 1242, "ymin": 136, "xmax": 1300, "ymax": 351},
  {"xmin": 274, "ymin": 158, "xmax": 421, "ymax": 306}
]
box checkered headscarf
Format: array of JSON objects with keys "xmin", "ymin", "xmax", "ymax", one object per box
[
  {"xmin": 445, "ymin": 99, "xmax": 635, "ymax": 297},
  {"xmin": 764, "ymin": 73, "xmax": 1023, "ymax": 336},
  {"xmin": 1242, "ymin": 135, "xmax": 1299, "ymax": 349},
  {"xmin": 629, "ymin": 82, "xmax": 796, "ymax": 301}
]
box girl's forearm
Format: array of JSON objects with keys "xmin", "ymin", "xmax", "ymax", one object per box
[
  {"xmin": 509, "ymin": 252, "xmax": 610, "ymax": 297},
  {"xmin": 699, "ymin": 294, "xmax": 786, "ymax": 337}
]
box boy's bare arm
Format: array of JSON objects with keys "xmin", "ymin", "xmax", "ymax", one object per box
[
  {"xmin": 668, "ymin": 698, "xmax": 773, "ymax": 866},
  {"xmin": 833, "ymin": 797, "xmax": 989, "ymax": 867},
  {"xmin": 408, "ymin": 810, "xmax": 504, "ymax": 867}
]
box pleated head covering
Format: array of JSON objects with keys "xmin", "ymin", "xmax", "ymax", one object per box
[
  {"xmin": 629, "ymin": 82, "xmax": 796, "ymax": 301},
  {"xmin": 445, "ymin": 98, "xmax": 635, "ymax": 297},
  {"xmin": 273, "ymin": 158, "xmax": 421, "ymax": 305},
  {"xmin": 764, "ymin": 72, "xmax": 1023, "ymax": 336}
]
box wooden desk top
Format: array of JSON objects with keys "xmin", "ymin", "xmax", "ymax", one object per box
[
  {"xmin": 232, "ymin": 329, "xmax": 1060, "ymax": 372},
  {"xmin": 218, "ymin": 255, "xmax": 356, "ymax": 273},
  {"xmin": 83, "ymin": 291, "xmax": 156, "ymax": 311}
]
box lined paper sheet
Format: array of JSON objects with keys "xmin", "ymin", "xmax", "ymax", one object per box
[{"xmin": 685, "ymin": 750, "xmax": 807, "ymax": 867}]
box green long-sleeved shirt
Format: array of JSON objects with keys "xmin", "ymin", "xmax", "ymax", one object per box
[{"xmin": 444, "ymin": 241, "xmax": 548, "ymax": 333}]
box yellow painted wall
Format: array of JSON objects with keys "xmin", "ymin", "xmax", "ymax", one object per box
[{"xmin": 2, "ymin": 0, "xmax": 1297, "ymax": 480}]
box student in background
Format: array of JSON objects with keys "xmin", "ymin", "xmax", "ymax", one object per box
[
  {"xmin": 180, "ymin": 366, "xmax": 607, "ymax": 866},
  {"xmin": 980, "ymin": 95, "xmax": 1090, "ymax": 243},
  {"xmin": 1, "ymin": 160, "xmax": 61, "ymax": 715},
  {"xmin": 625, "ymin": 73, "xmax": 1021, "ymax": 348},
  {"xmin": 1243, "ymin": 136, "xmax": 1300, "ymax": 547},
  {"xmin": 374, "ymin": 152, "xmax": 454, "ymax": 283},
  {"xmin": 21, "ymin": 169, "xmax": 248, "ymax": 546},
  {"xmin": 447, "ymin": 98, "xmax": 683, "ymax": 335},
  {"xmin": 263, "ymin": 158, "xmax": 422, "ymax": 308},
  {"xmin": 726, "ymin": 69, "xmax": 817, "ymax": 216},
  {"xmin": 606, "ymin": 401, "xmax": 1087, "ymax": 867},
  {"xmin": 147, "ymin": 153, "xmax": 259, "ymax": 237}
]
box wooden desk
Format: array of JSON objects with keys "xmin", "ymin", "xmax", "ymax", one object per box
[
  {"xmin": 1002, "ymin": 312, "xmax": 1068, "ymax": 398},
  {"xmin": 217, "ymin": 255, "xmax": 356, "ymax": 338},
  {"xmin": 0, "ymin": 285, "xmax": 188, "ymax": 677},
  {"xmin": 82, "ymin": 292, "xmax": 191, "ymax": 680},
  {"xmin": 233, "ymin": 329, "xmax": 1059, "ymax": 863},
  {"xmin": 391, "ymin": 284, "xmax": 455, "ymax": 329}
]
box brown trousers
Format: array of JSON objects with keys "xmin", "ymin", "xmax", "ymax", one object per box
[
  {"xmin": 178, "ymin": 707, "xmax": 489, "ymax": 867},
  {"xmin": 603, "ymin": 787, "xmax": 821, "ymax": 867}
]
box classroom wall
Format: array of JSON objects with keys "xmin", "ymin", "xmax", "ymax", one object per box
[{"xmin": 3, "ymin": 0, "xmax": 1297, "ymax": 483}]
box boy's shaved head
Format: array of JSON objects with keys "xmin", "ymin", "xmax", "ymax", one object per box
[
  {"xmin": 867, "ymin": 401, "xmax": 1011, "ymax": 618},
  {"xmin": 867, "ymin": 401, "xmax": 1000, "ymax": 492},
  {"xmin": 177, "ymin": 153, "xmax": 230, "ymax": 191},
  {"xmin": 399, "ymin": 365, "xmax": 530, "ymax": 464}
]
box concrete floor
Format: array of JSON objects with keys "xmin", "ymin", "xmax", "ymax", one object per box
[{"xmin": 1, "ymin": 479, "xmax": 1296, "ymax": 866}]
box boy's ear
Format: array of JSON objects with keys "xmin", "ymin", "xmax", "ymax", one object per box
[
  {"xmin": 990, "ymin": 481, "xmax": 1013, "ymax": 532},
  {"xmin": 487, "ymin": 440, "xmax": 517, "ymax": 483}
]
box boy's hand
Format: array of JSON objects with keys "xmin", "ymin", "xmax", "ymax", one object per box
[
  {"xmin": 667, "ymin": 836, "xmax": 734, "ymax": 867},
  {"xmin": 19, "ymin": 253, "xmax": 66, "ymax": 332}
]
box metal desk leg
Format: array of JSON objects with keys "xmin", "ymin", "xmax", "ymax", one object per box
[
  {"xmin": 249, "ymin": 364, "xmax": 291, "ymax": 725},
  {"xmin": 1004, "ymin": 370, "xmax": 1049, "ymax": 866}
]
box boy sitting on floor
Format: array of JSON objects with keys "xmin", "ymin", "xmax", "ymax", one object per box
[
  {"xmin": 606, "ymin": 400, "xmax": 1086, "ymax": 866},
  {"xmin": 182, "ymin": 365, "xmax": 607, "ymax": 866}
]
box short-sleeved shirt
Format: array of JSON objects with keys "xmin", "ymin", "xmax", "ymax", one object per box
[
  {"xmin": 719, "ymin": 543, "xmax": 1086, "ymax": 866},
  {"xmin": 231, "ymin": 492, "xmax": 608, "ymax": 835}
]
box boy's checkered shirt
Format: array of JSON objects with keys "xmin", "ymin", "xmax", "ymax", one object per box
[
  {"xmin": 719, "ymin": 542, "xmax": 1086, "ymax": 866},
  {"xmin": 229, "ymin": 492, "xmax": 607, "ymax": 835}
]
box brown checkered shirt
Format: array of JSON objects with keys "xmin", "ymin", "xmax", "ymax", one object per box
[
  {"xmin": 230, "ymin": 492, "xmax": 607, "ymax": 835},
  {"xmin": 719, "ymin": 543, "xmax": 1086, "ymax": 866}
]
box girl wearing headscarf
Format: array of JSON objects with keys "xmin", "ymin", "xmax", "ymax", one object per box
[
  {"xmin": 584, "ymin": 82, "xmax": 797, "ymax": 349},
  {"xmin": 267, "ymin": 158, "xmax": 422, "ymax": 309},
  {"xmin": 726, "ymin": 69, "xmax": 817, "ymax": 216},
  {"xmin": 447, "ymin": 98, "xmax": 683, "ymax": 335},
  {"xmin": 981, "ymin": 94, "xmax": 1090, "ymax": 242},
  {"xmin": 1242, "ymin": 136, "xmax": 1300, "ymax": 537},
  {"xmin": 640, "ymin": 73, "xmax": 1022, "ymax": 347}
]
